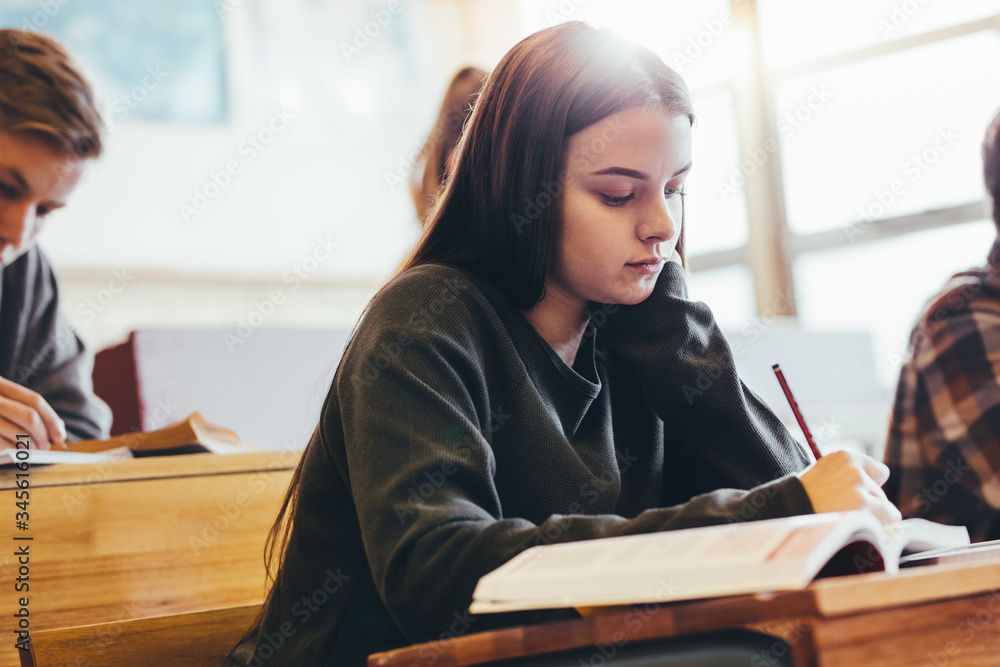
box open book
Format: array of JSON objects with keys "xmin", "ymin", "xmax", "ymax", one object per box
[
  {"xmin": 899, "ymin": 538, "xmax": 1000, "ymax": 568},
  {"xmin": 469, "ymin": 511, "xmax": 971, "ymax": 614},
  {"xmin": 68, "ymin": 412, "xmax": 257, "ymax": 455},
  {"xmin": 0, "ymin": 412, "xmax": 257, "ymax": 466}
]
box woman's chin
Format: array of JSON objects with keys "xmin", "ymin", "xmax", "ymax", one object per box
[{"xmin": 614, "ymin": 285, "xmax": 656, "ymax": 306}]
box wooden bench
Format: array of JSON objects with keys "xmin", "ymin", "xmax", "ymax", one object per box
[
  {"xmin": 0, "ymin": 451, "xmax": 299, "ymax": 667},
  {"xmin": 23, "ymin": 603, "xmax": 261, "ymax": 667}
]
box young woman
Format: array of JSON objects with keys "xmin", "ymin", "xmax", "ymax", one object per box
[{"xmin": 232, "ymin": 21, "xmax": 899, "ymax": 666}]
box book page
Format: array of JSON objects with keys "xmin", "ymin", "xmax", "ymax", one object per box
[
  {"xmin": 0, "ymin": 447, "xmax": 134, "ymax": 467},
  {"xmin": 502, "ymin": 521, "xmax": 810, "ymax": 580},
  {"xmin": 472, "ymin": 514, "xmax": 859, "ymax": 613}
]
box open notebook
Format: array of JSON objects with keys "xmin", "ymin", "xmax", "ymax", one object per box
[
  {"xmin": 470, "ymin": 511, "xmax": 971, "ymax": 614},
  {"xmin": 0, "ymin": 412, "xmax": 256, "ymax": 467}
]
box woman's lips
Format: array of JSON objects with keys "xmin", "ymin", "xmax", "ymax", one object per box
[{"xmin": 626, "ymin": 258, "xmax": 664, "ymax": 274}]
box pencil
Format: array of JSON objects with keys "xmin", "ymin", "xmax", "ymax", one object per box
[{"xmin": 772, "ymin": 363, "xmax": 822, "ymax": 461}]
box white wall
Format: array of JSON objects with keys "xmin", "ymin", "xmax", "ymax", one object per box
[{"xmin": 29, "ymin": 0, "xmax": 521, "ymax": 350}]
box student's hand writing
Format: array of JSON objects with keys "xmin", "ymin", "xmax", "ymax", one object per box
[
  {"xmin": 0, "ymin": 376, "xmax": 66, "ymax": 450},
  {"xmin": 798, "ymin": 450, "xmax": 902, "ymax": 525}
]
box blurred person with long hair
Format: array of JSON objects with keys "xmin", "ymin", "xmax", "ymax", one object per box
[{"xmin": 409, "ymin": 66, "xmax": 488, "ymax": 225}]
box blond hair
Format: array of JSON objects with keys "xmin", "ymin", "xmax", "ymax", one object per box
[
  {"xmin": 0, "ymin": 29, "xmax": 103, "ymax": 158},
  {"xmin": 409, "ymin": 66, "xmax": 488, "ymax": 224}
]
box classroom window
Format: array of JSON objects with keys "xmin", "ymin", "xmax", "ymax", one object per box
[
  {"xmin": 757, "ymin": 0, "xmax": 1000, "ymax": 67},
  {"xmin": 685, "ymin": 264, "xmax": 757, "ymax": 329},
  {"xmin": 793, "ymin": 219, "xmax": 998, "ymax": 387},
  {"xmin": 522, "ymin": 1, "xmax": 1000, "ymax": 388},
  {"xmin": 778, "ymin": 30, "xmax": 1000, "ymax": 235}
]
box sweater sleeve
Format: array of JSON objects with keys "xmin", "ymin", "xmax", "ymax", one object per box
[
  {"xmin": 6, "ymin": 250, "xmax": 111, "ymax": 441},
  {"xmin": 334, "ymin": 267, "xmax": 810, "ymax": 644},
  {"xmin": 595, "ymin": 260, "xmax": 813, "ymax": 519}
]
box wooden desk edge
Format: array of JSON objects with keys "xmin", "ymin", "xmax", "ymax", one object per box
[
  {"xmin": 368, "ymin": 561, "xmax": 1000, "ymax": 667},
  {"xmin": 368, "ymin": 593, "xmax": 819, "ymax": 667},
  {"xmin": 809, "ymin": 560, "xmax": 1000, "ymax": 614},
  {"xmin": 0, "ymin": 450, "xmax": 302, "ymax": 490}
]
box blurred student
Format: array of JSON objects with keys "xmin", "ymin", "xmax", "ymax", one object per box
[
  {"xmin": 884, "ymin": 109, "xmax": 1000, "ymax": 541},
  {"xmin": 234, "ymin": 22, "xmax": 899, "ymax": 666},
  {"xmin": 0, "ymin": 29, "xmax": 111, "ymax": 448},
  {"xmin": 409, "ymin": 66, "xmax": 487, "ymax": 225}
]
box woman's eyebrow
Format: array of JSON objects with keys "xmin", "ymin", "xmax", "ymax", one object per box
[
  {"xmin": 590, "ymin": 167, "xmax": 648, "ymax": 179},
  {"xmin": 590, "ymin": 161, "xmax": 693, "ymax": 179}
]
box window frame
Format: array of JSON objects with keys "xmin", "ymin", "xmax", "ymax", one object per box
[{"xmin": 686, "ymin": 5, "xmax": 999, "ymax": 317}]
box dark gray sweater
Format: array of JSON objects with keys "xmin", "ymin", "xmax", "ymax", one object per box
[
  {"xmin": 235, "ymin": 261, "xmax": 813, "ymax": 666},
  {"xmin": 0, "ymin": 247, "xmax": 110, "ymax": 441}
]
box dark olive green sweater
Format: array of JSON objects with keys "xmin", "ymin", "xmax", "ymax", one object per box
[{"xmin": 234, "ymin": 261, "xmax": 812, "ymax": 666}]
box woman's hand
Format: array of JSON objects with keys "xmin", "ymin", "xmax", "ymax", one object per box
[
  {"xmin": 799, "ymin": 450, "xmax": 902, "ymax": 524},
  {"xmin": 0, "ymin": 376, "xmax": 66, "ymax": 450}
]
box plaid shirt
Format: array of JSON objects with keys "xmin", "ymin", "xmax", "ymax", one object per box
[{"xmin": 884, "ymin": 235, "xmax": 1000, "ymax": 541}]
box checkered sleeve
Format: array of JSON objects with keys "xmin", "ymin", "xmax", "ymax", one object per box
[{"xmin": 884, "ymin": 300, "xmax": 1000, "ymax": 539}]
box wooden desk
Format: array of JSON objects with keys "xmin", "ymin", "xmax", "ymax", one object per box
[
  {"xmin": 0, "ymin": 451, "xmax": 299, "ymax": 667},
  {"xmin": 369, "ymin": 561, "xmax": 1000, "ymax": 666}
]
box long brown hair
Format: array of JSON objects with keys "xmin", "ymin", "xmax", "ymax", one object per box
[
  {"xmin": 399, "ymin": 21, "xmax": 693, "ymax": 309},
  {"xmin": 236, "ymin": 21, "xmax": 694, "ymax": 660}
]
